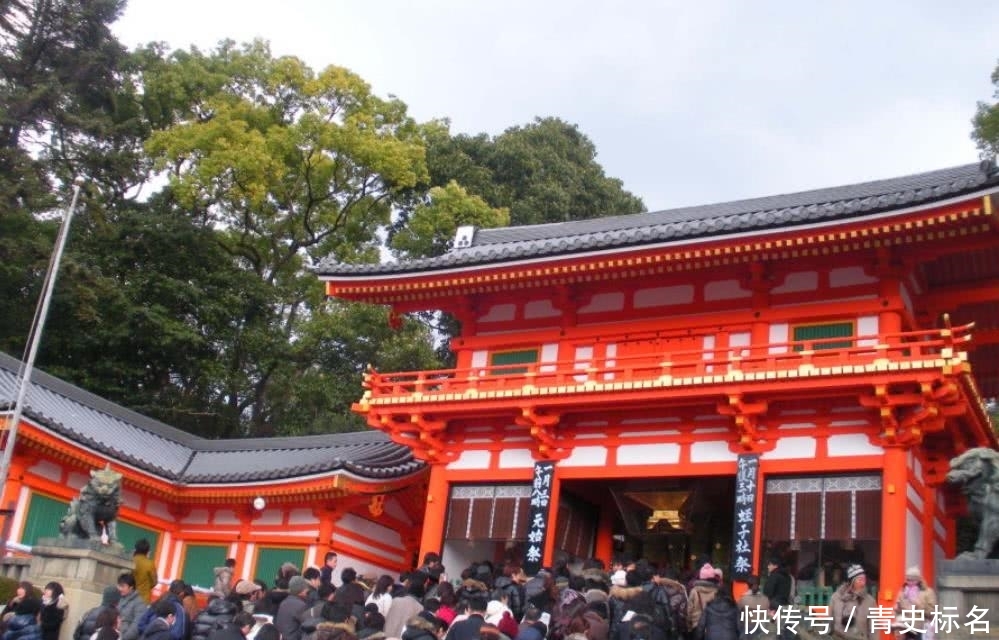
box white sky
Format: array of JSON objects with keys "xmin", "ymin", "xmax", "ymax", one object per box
[{"xmin": 113, "ymin": 0, "xmax": 999, "ymax": 212}]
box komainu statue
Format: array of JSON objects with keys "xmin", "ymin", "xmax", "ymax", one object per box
[
  {"xmin": 59, "ymin": 464, "xmax": 123, "ymax": 544},
  {"xmin": 946, "ymin": 447, "xmax": 999, "ymax": 559}
]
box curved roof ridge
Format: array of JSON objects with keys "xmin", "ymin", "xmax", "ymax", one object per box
[
  {"xmin": 0, "ymin": 352, "xmax": 422, "ymax": 483},
  {"xmin": 316, "ymin": 161, "xmax": 999, "ymax": 276}
]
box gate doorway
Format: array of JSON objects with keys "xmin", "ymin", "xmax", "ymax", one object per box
[{"xmin": 560, "ymin": 476, "xmax": 736, "ymax": 571}]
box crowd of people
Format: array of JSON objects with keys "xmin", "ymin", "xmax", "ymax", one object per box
[{"xmin": 0, "ymin": 540, "xmax": 940, "ymax": 640}]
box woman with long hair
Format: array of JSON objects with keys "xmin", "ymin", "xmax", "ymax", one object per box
[
  {"xmin": 39, "ymin": 582, "xmax": 68, "ymax": 640},
  {"xmin": 364, "ymin": 575, "xmax": 395, "ymax": 617}
]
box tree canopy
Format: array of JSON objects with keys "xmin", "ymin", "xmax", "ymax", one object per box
[
  {"xmin": 0, "ymin": 4, "xmax": 646, "ymax": 438},
  {"xmin": 972, "ymin": 60, "xmax": 999, "ymax": 158}
]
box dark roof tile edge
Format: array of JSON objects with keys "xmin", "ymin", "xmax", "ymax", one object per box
[
  {"xmin": 1, "ymin": 352, "xmax": 424, "ymax": 482},
  {"xmin": 315, "ymin": 162, "xmax": 999, "ymax": 276}
]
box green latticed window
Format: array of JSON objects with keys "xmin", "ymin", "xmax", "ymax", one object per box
[
  {"xmin": 793, "ymin": 322, "xmax": 854, "ymax": 351},
  {"xmin": 20, "ymin": 493, "xmax": 68, "ymax": 545},
  {"xmin": 116, "ymin": 520, "xmax": 160, "ymax": 557},
  {"xmin": 254, "ymin": 547, "xmax": 306, "ymax": 588},
  {"xmin": 489, "ymin": 349, "xmax": 539, "ymax": 375},
  {"xmin": 181, "ymin": 544, "xmax": 228, "ymax": 590}
]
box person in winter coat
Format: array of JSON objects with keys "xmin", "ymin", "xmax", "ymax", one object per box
[
  {"xmin": 735, "ymin": 577, "xmax": 768, "ymax": 640},
  {"xmin": 400, "ymin": 615, "xmax": 437, "ymax": 640},
  {"xmin": 686, "ymin": 565, "xmax": 720, "ymax": 636},
  {"xmin": 650, "ymin": 567, "xmax": 687, "ymax": 640},
  {"xmin": 39, "ymin": 582, "xmax": 68, "ymax": 640},
  {"xmin": 697, "ymin": 586, "xmax": 738, "ymax": 640},
  {"xmin": 214, "ymin": 561, "xmax": 237, "ymax": 598},
  {"xmin": 333, "ymin": 570, "xmax": 367, "ymax": 623},
  {"xmin": 609, "ymin": 571, "xmax": 653, "ymax": 640},
  {"xmin": 2, "ymin": 582, "xmax": 36, "ymax": 636},
  {"xmin": 830, "ymin": 565, "xmax": 876, "ymax": 640},
  {"xmin": 894, "ymin": 566, "xmax": 937, "ymax": 639},
  {"xmin": 206, "ymin": 612, "xmax": 255, "ymax": 640},
  {"xmin": 92, "ymin": 608, "xmax": 121, "ymax": 640},
  {"xmin": 140, "ymin": 601, "xmax": 177, "ymax": 640},
  {"xmin": 363, "ymin": 576, "xmax": 393, "ymax": 619},
  {"xmin": 2, "ymin": 598, "xmax": 42, "ymax": 640},
  {"xmin": 275, "ymin": 577, "xmax": 311, "ymax": 640},
  {"xmin": 117, "ymin": 574, "xmax": 149, "ymax": 640},
  {"xmin": 761, "ymin": 559, "xmax": 791, "ymax": 611},
  {"xmin": 192, "ymin": 596, "xmax": 241, "ymax": 640},
  {"xmin": 75, "ymin": 585, "xmax": 122, "ymax": 640},
  {"xmin": 133, "ymin": 541, "xmax": 158, "ymax": 605},
  {"xmin": 493, "ymin": 565, "xmax": 527, "ymax": 624}
]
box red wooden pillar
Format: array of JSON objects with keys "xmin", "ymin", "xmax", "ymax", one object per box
[
  {"xmin": 594, "ymin": 506, "xmax": 614, "ymax": 568},
  {"xmin": 418, "ymin": 463, "xmax": 449, "ymax": 561},
  {"xmin": 920, "ymin": 480, "xmax": 936, "ymax": 587},
  {"xmin": 879, "ymin": 447, "xmax": 907, "ymax": 608}
]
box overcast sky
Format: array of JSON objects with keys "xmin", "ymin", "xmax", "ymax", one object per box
[{"xmin": 113, "ymin": 1, "xmax": 999, "ymax": 213}]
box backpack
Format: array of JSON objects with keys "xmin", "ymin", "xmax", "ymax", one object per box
[{"xmin": 649, "ymin": 585, "xmax": 678, "ymax": 640}]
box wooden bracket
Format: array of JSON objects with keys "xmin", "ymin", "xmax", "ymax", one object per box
[
  {"xmin": 718, "ymin": 394, "xmax": 774, "ymax": 453},
  {"xmin": 515, "ymin": 407, "xmax": 569, "ymax": 460}
]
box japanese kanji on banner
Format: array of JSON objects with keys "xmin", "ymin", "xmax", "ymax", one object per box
[
  {"xmin": 730, "ymin": 453, "xmax": 759, "ymax": 581},
  {"xmin": 523, "ymin": 460, "xmax": 555, "ymax": 576}
]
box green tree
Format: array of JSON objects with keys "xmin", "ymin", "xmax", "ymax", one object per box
[
  {"xmin": 973, "ymin": 60, "xmax": 999, "ymax": 157},
  {"xmin": 390, "ymin": 180, "xmax": 509, "ymax": 258},
  {"xmin": 141, "ymin": 40, "xmax": 437, "ymax": 436},
  {"xmin": 419, "ymin": 116, "xmax": 644, "ymax": 229}
]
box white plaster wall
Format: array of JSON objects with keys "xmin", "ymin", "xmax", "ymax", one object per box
[
  {"xmin": 616, "ymin": 443, "xmax": 680, "ymax": 464},
  {"xmin": 121, "ymin": 488, "xmax": 143, "ymax": 511},
  {"xmin": 288, "ymin": 508, "xmax": 314, "ymax": 525},
  {"xmin": 827, "ymin": 434, "xmax": 882, "ymax": 456},
  {"xmin": 633, "ymin": 285, "xmax": 695, "ymax": 308},
  {"xmin": 769, "ymin": 323, "xmax": 789, "ymax": 353},
  {"xmin": 907, "ymin": 483, "xmax": 923, "ymax": 513},
  {"xmin": 182, "ymin": 509, "xmax": 210, "ymax": 524},
  {"xmin": 214, "ymin": 509, "xmax": 241, "ymax": 525},
  {"xmin": 906, "ymin": 509, "xmax": 922, "ymax": 571},
  {"xmin": 857, "ymin": 315, "xmax": 878, "ymax": 336},
  {"xmin": 580, "ymin": 292, "xmax": 625, "ymax": 313},
  {"xmin": 67, "ymin": 471, "xmax": 88, "ymax": 490},
  {"xmin": 899, "ymin": 282, "xmax": 914, "ymax": 316},
  {"xmin": 524, "ymin": 300, "xmax": 560, "ymax": 319},
  {"xmin": 338, "ymin": 513, "xmax": 403, "ymax": 549},
  {"xmin": 447, "ymin": 450, "xmax": 492, "ymax": 470},
  {"xmin": 28, "ymin": 459, "xmax": 62, "ymax": 482},
  {"xmin": 704, "ymin": 279, "xmax": 751, "ymax": 301},
  {"xmin": 766, "ymin": 436, "xmax": 818, "ymax": 460},
  {"xmin": 480, "ymin": 304, "xmax": 516, "ymax": 323},
  {"xmin": 330, "ymin": 533, "xmax": 406, "ymax": 571},
  {"xmin": 729, "ymin": 332, "xmax": 751, "ymax": 359},
  {"xmin": 574, "ymin": 345, "xmax": 593, "ymax": 382},
  {"xmin": 703, "ymin": 335, "xmax": 715, "ymax": 372},
  {"xmin": 471, "ymin": 350, "xmax": 488, "ymax": 368},
  {"xmin": 371, "ymin": 498, "xmax": 405, "ymax": 527},
  {"xmin": 773, "ymin": 272, "xmax": 818, "ymax": 294},
  {"xmin": 146, "ymin": 499, "xmax": 172, "ymax": 521},
  {"xmin": 603, "ymin": 343, "xmax": 617, "ymax": 381},
  {"xmin": 498, "ymin": 448, "xmax": 535, "ymax": 469},
  {"xmin": 540, "ymin": 343, "xmax": 559, "ymax": 373},
  {"xmin": 690, "ymin": 441, "xmax": 738, "ymax": 463},
  {"xmin": 560, "ymin": 446, "xmax": 608, "ymax": 467},
  {"xmin": 254, "ymin": 509, "xmax": 283, "ymax": 526},
  {"xmin": 830, "ymin": 266, "xmax": 877, "ymax": 287}
]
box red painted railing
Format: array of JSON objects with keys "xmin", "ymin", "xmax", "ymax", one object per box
[{"xmin": 361, "ymin": 324, "xmax": 974, "ymax": 400}]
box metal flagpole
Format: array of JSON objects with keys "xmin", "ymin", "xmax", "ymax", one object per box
[{"xmin": 0, "ymin": 178, "xmax": 85, "ymax": 532}]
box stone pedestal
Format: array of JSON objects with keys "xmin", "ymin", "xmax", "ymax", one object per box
[
  {"xmin": 29, "ymin": 539, "xmax": 133, "ymax": 640},
  {"xmin": 936, "ymin": 559, "xmax": 999, "ymax": 640}
]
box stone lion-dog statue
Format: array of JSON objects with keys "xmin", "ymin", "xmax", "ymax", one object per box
[
  {"xmin": 946, "ymin": 447, "xmax": 999, "ymax": 559},
  {"xmin": 59, "ymin": 464, "xmax": 124, "ymax": 545}
]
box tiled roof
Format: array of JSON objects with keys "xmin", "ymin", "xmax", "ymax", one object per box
[
  {"xmin": 315, "ymin": 161, "xmax": 999, "ymax": 276},
  {"xmin": 0, "ymin": 352, "xmax": 424, "ymax": 484}
]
